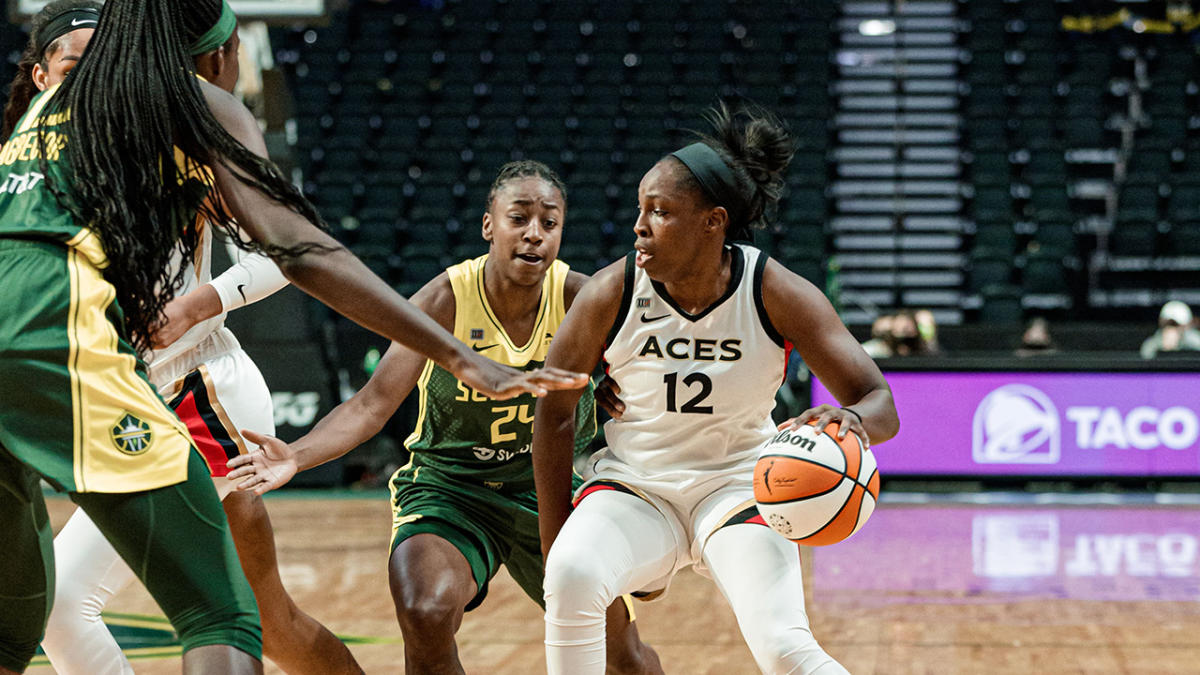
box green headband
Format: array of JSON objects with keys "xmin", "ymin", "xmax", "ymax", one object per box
[
  {"xmin": 189, "ymin": 0, "xmax": 237, "ymax": 56},
  {"xmin": 670, "ymin": 142, "xmax": 750, "ymax": 239}
]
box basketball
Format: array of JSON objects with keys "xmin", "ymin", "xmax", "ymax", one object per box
[{"xmin": 753, "ymin": 420, "xmax": 880, "ymax": 546}]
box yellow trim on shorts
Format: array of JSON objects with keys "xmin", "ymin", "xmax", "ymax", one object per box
[
  {"xmin": 197, "ymin": 363, "xmax": 248, "ymax": 456},
  {"xmin": 388, "ymin": 466, "xmax": 424, "ymax": 543},
  {"xmin": 66, "ymin": 248, "xmax": 192, "ymax": 493},
  {"xmin": 712, "ymin": 498, "xmax": 759, "ymax": 532},
  {"xmin": 65, "ymin": 229, "xmax": 109, "ymax": 269},
  {"xmin": 622, "ymin": 594, "xmax": 637, "ymax": 622}
]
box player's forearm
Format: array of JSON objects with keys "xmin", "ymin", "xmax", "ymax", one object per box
[
  {"xmin": 532, "ymin": 402, "xmax": 579, "ymax": 554},
  {"xmin": 274, "ymin": 243, "xmax": 470, "ymax": 375},
  {"xmin": 174, "ymin": 284, "xmax": 224, "ymax": 326},
  {"xmin": 289, "ymin": 396, "xmax": 388, "ymax": 471},
  {"xmin": 209, "ymin": 249, "xmax": 288, "ymax": 312}
]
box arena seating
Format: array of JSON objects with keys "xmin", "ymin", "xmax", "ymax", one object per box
[
  {"xmin": 270, "ymin": 0, "xmax": 836, "ymax": 300},
  {"xmin": 0, "ymin": 0, "xmax": 1192, "ymax": 330}
]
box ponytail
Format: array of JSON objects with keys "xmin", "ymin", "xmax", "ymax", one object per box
[{"xmin": 680, "ymin": 102, "xmax": 796, "ymax": 241}]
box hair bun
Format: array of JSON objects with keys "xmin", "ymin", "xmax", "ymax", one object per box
[{"xmin": 697, "ymin": 101, "xmax": 796, "ymax": 237}]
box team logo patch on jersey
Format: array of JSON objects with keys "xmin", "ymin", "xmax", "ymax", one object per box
[
  {"xmin": 636, "ymin": 297, "xmax": 651, "ymax": 308},
  {"xmin": 470, "ymin": 328, "xmax": 485, "ymax": 340},
  {"xmin": 111, "ymin": 414, "xmax": 153, "ymax": 455}
]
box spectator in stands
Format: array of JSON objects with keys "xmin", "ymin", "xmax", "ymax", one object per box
[
  {"xmin": 887, "ymin": 310, "xmax": 938, "ymax": 357},
  {"xmin": 862, "ymin": 314, "xmax": 894, "ymax": 358},
  {"xmin": 1140, "ymin": 301, "xmax": 1200, "ymax": 358},
  {"xmin": 1016, "ymin": 317, "xmax": 1058, "ymax": 357},
  {"xmin": 914, "ymin": 309, "xmax": 941, "ymax": 354}
]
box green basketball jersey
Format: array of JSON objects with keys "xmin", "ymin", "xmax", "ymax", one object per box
[
  {"xmin": 0, "ymin": 84, "xmax": 103, "ymax": 264},
  {"xmin": 404, "ymin": 255, "xmax": 596, "ymax": 486},
  {"xmin": 0, "ymin": 83, "xmax": 212, "ymax": 269}
]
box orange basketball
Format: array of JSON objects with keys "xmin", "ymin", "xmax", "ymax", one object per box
[{"xmin": 753, "ymin": 419, "xmax": 880, "ymax": 546}]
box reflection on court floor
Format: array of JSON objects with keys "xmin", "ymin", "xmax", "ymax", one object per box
[
  {"xmin": 27, "ymin": 493, "xmax": 1200, "ymax": 674},
  {"xmin": 818, "ymin": 497, "xmax": 1200, "ymax": 605}
]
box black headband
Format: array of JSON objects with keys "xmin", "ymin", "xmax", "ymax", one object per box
[
  {"xmin": 35, "ymin": 6, "xmax": 100, "ymax": 57},
  {"xmin": 670, "ymin": 142, "xmax": 751, "ymax": 240}
]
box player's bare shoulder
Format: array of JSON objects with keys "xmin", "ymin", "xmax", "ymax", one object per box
[
  {"xmin": 410, "ymin": 270, "xmax": 455, "ymax": 331},
  {"xmin": 566, "ymin": 256, "xmax": 627, "ymax": 316},
  {"xmin": 563, "ymin": 269, "xmax": 591, "ymax": 310}
]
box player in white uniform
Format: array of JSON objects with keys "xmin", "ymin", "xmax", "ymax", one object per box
[
  {"xmin": 17, "ymin": 7, "xmax": 363, "ymax": 674},
  {"xmin": 532, "ymin": 104, "xmax": 899, "ymax": 674}
]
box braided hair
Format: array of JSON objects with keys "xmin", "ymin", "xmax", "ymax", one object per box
[
  {"xmin": 37, "ymin": 0, "xmax": 330, "ymax": 353},
  {"xmin": 485, "ymin": 160, "xmax": 568, "ymax": 212},
  {"xmin": 679, "ymin": 102, "xmax": 795, "ymax": 241},
  {"xmin": 2, "ymin": 0, "xmax": 103, "ymax": 139}
]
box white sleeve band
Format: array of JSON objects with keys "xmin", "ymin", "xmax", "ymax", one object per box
[{"xmin": 209, "ymin": 242, "xmax": 289, "ymax": 313}]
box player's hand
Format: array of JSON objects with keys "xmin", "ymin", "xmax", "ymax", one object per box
[
  {"xmin": 150, "ymin": 297, "xmax": 199, "ymax": 349},
  {"xmin": 594, "ymin": 376, "xmax": 626, "ymax": 420},
  {"xmin": 778, "ymin": 404, "xmax": 870, "ymax": 447},
  {"xmin": 227, "ymin": 430, "xmax": 300, "ymax": 495},
  {"xmin": 455, "ymin": 352, "xmax": 589, "ymax": 400}
]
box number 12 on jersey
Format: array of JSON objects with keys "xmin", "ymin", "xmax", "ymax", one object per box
[{"xmin": 663, "ymin": 372, "xmax": 713, "ymax": 414}]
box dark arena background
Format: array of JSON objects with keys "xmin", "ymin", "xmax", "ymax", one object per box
[{"xmin": 7, "ymin": 0, "xmax": 1200, "ymax": 672}]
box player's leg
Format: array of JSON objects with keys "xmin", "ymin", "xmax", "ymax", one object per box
[
  {"xmin": 388, "ymin": 532, "xmax": 477, "ymax": 675},
  {"xmin": 503, "ymin": 489, "xmax": 664, "ymax": 675},
  {"xmin": 543, "ymin": 487, "xmax": 679, "ymax": 675},
  {"xmin": 0, "ymin": 452, "xmax": 55, "ymax": 675},
  {"xmin": 175, "ymin": 351, "xmax": 361, "ymax": 673},
  {"xmin": 701, "ymin": 522, "xmax": 848, "ymax": 674},
  {"xmin": 387, "ymin": 465, "xmax": 500, "ymax": 674},
  {"xmin": 603, "ymin": 598, "xmax": 664, "ymax": 675},
  {"xmin": 40, "ymin": 508, "xmax": 137, "ymax": 675},
  {"xmin": 222, "ymin": 490, "xmax": 362, "ymax": 674},
  {"xmin": 71, "ymin": 450, "xmax": 263, "ymax": 675}
]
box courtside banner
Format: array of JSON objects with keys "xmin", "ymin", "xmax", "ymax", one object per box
[{"xmin": 811, "ymin": 371, "xmax": 1200, "ymax": 476}]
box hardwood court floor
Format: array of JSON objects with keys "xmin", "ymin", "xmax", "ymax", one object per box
[{"xmin": 29, "ymin": 495, "xmax": 1200, "ymax": 674}]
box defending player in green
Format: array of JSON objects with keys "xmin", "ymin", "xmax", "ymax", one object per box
[{"xmin": 228, "ymin": 161, "xmax": 661, "ymax": 674}]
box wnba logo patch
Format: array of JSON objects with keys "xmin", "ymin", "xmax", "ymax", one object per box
[{"xmin": 111, "ymin": 413, "xmax": 153, "ymax": 455}]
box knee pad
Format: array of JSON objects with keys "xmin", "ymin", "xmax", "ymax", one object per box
[{"xmin": 543, "ymin": 546, "xmax": 613, "ymax": 619}]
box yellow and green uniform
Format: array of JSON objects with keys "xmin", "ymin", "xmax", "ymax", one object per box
[
  {"xmin": 390, "ymin": 254, "xmax": 595, "ymax": 609},
  {"xmin": 0, "ymin": 84, "xmax": 203, "ymax": 494},
  {"xmin": 0, "ymin": 84, "xmax": 260, "ymax": 671}
]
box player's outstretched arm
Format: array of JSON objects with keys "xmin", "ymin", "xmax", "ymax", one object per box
[
  {"xmin": 152, "ymin": 248, "xmax": 287, "ymax": 349},
  {"xmin": 533, "ymin": 259, "xmax": 626, "ymax": 557},
  {"xmin": 228, "ymin": 277, "xmax": 452, "ymax": 493},
  {"xmin": 199, "ymin": 81, "xmax": 587, "ymax": 400},
  {"xmin": 761, "ymin": 257, "xmax": 899, "ymax": 445}
]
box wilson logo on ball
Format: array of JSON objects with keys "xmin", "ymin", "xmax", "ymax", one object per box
[{"xmin": 754, "ymin": 420, "xmax": 880, "ymax": 546}]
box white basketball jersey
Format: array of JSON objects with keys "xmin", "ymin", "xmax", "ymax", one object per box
[
  {"xmin": 146, "ymin": 220, "xmax": 233, "ymax": 378},
  {"xmin": 592, "ymin": 244, "xmax": 787, "ymax": 489}
]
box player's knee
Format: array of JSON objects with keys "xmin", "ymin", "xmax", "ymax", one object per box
[
  {"xmin": 392, "ymin": 586, "xmax": 462, "ymax": 640},
  {"xmin": 543, "ymin": 545, "xmax": 611, "ymax": 617},
  {"xmin": 44, "ymin": 579, "xmax": 105, "ymax": 636}
]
